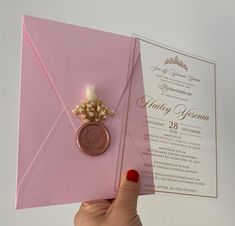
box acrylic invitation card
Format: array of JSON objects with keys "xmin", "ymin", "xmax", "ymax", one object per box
[{"xmin": 120, "ymin": 36, "xmax": 217, "ymax": 198}]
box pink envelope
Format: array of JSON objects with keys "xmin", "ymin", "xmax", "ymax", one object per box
[
  {"xmin": 16, "ymin": 16, "xmax": 154, "ymax": 209},
  {"xmin": 116, "ymin": 39, "xmax": 155, "ymax": 194}
]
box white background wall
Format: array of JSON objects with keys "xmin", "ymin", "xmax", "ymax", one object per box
[{"xmin": 0, "ymin": 0, "xmax": 235, "ymax": 225}]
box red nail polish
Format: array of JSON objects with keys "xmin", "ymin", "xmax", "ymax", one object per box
[{"xmin": 127, "ymin": 169, "xmax": 139, "ymax": 183}]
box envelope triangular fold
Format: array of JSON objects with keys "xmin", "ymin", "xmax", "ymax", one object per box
[
  {"xmin": 23, "ymin": 15, "xmax": 132, "ymax": 130},
  {"xmin": 17, "ymin": 28, "xmax": 64, "ymax": 203}
]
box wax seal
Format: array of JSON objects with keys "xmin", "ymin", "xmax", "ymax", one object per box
[
  {"xmin": 73, "ymin": 85, "xmax": 114, "ymax": 156},
  {"xmin": 77, "ymin": 122, "xmax": 110, "ymax": 155}
]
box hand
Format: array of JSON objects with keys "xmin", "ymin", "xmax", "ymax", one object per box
[{"xmin": 74, "ymin": 169, "xmax": 142, "ymax": 226}]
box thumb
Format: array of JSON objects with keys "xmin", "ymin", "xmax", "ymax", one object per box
[{"xmin": 115, "ymin": 169, "xmax": 140, "ymax": 209}]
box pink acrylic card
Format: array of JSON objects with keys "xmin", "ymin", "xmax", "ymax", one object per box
[{"xmin": 16, "ymin": 15, "xmax": 153, "ymax": 209}]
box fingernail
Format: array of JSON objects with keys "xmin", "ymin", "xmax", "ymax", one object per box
[{"xmin": 127, "ymin": 169, "xmax": 139, "ymax": 183}]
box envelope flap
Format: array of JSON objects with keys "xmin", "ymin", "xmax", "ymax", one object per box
[
  {"xmin": 17, "ymin": 29, "xmax": 65, "ymax": 188},
  {"xmin": 23, "ymin": 15, "xmax": 132, "ymax": 128}
]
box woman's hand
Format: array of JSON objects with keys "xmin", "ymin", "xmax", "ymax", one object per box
[{"xmin": 74, "ymin": 169, "xmax": 142, "ymax": 226}]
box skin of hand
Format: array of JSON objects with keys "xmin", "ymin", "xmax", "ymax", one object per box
[{"xmin": 74, "ymin": 169, "xmax": 142, "ymax": 226}]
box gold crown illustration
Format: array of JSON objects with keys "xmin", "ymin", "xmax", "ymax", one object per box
[{"xmin": 164, "ymin": 56, "xmax": 188, "ymax": 71}]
